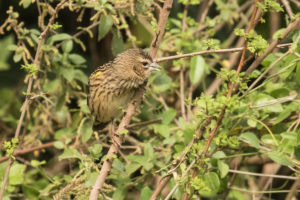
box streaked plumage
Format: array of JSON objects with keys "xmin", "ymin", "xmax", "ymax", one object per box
[{"xmin": 87, "ymin": 48, "xmax": 159, "ymax": 130}]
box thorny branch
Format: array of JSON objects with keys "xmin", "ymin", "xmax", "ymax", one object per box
[
  {"xmin": 88, "ymin": 1, "xmax": 173, "ymax": 200},
  {"xmin": 0, "ymin": 1, "xmax": 67, "ymax": 199}
]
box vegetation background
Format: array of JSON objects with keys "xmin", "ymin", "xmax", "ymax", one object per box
[{"xmin": 0, "ymin": 0, "xmax": 300, "ymax": 199}]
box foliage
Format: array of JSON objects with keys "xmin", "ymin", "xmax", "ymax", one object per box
[{"xmin": 0, "ymin": 0, "xmax": 300, "ymax": 199}]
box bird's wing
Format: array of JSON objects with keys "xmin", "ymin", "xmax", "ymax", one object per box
[{"xmin": 90, "ymin": 61, "xmax": 113, "ymax": 76}]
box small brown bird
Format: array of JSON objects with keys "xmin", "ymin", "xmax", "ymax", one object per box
[{"xmin": 87, "ymin": 48, "xmax": 159, "ymax": 130}]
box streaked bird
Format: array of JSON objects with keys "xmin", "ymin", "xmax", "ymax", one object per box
[{"xmin": 87, "ymin": 48, "xmax": 160, "ymax": 130}]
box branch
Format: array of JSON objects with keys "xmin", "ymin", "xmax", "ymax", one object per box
[
  {"xmin": 281, "ymin": 0, "xmax": 294, "ymax": 19},
  {"xmin": 154, "ymin": 43, "xmax": 291, "ymax": 63},
  {"xmin": 0, "ymin": 1, "xmax": 66, "ymax": 199},
  {"xmin": 0, "ymin": 142, "xmax": 54, "ymax": 163},
  {"xmin": 88, "ymin": 1, "xmax": 173, "ymax": 199}
]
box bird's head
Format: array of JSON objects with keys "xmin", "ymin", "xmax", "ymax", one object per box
[{"xmin": 113, "ymin": 49, "xmax": 160, "ymax": 82}]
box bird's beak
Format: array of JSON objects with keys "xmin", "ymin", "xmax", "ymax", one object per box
[{"xmin": 149, "ymin": 62, "xmax": 161, "ymax": 71}]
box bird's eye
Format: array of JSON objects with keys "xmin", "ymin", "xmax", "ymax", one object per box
[{"xmin": 141, "ymin": 61, "xmax": 148, "ymax": 67}]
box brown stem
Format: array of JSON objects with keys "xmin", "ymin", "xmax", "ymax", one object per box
[
  {"xmin": 281, "ymin": 0, "xmax": 294, "ymax": 18},
  {"xmin": 88, "ymin": 1, "xmax": 173, "ymax": 199},
  {"xmin": 154, "ymin": 43, "xmax": 291, "ymax": 63},
  {"xmin": 0, "ymin": 142, "xmax": 54, "ymax": 163}
]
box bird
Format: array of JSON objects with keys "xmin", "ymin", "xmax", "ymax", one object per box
[{"xmin": 87, "ymin": 48, "xmax": 160, "ymax": 131}]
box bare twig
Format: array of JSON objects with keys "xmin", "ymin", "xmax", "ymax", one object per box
[
  {"xmin": 88, "ymin": 1, "xmax": 173, "ymax": 199},
  {"xmin": 0, "ymin": 142, "xmax": 54, "ymax": 163},
  {"xmin": 290, "ymin": 0, "xmax": 300, "ymax": 8},
  {"xmin": 229, "ymin": 169, "xmax": 298, "ymax": 180},
  {"xmin": 281, "ymin": 0, "xmax": 294, "ymax": 18},
  {"xmin": 0, "ymin": 1, "xmax": 67, "ymax": 199},
  {"xmin": 154, "ymin": 43, "xmax": 291, "ymax": 63}
]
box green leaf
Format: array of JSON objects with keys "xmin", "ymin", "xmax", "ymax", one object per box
[
  {"xmin": 74, "ymin": 70, "xmax": 88, "ymax": 84},
  {"xmin": 294, "ymin": 147, "xmax": 300, "ymax": 161},
  {"xmin": 81, "ymin": 119, "xmax": 93, "ymax": 142},
  {"xmin": 98, "ymin": 15, "xmax": 114, "ymax": 41},
  {"xmin": 47, "ymin": 33, "xmax": 72, "ymax": 45},
  {"xmin": 112, "ymin": 28, "xmax": 124, "ymax": 56},
  {"xmin": 144, "ymin": 143, "xmax": 154, "ymax": 160},
  {"xmin": 88, "ymin": 144, "xmax": 103, "ymax": 157},
  {"xmin": 22, "ymin": 185, "xmax": 39, "ymax": 200},
  {"xmin": 68, "ymin": 54, "xmax": 86, "ymax": 65},
  {"xmin": 189, "ymin": 55, "xmax": 205, "ymax": 85},
  {"xmin": 112, "ymin": 158, "xmax": 125, "ymax": 172},
  {"xmin": 85, "ymin": 172, "xmax": 98, "ymax": 187},
  {"xmin": 296, "ymin": 62, "xmax": 300, "ymax": 85},
  {"xmin": 247, "ymin": 118, "xmax": 257, "ymax": 127},
  {"xmin": 140, "ymin": 186, "xmax": 152, "ymax": 200},
  {"xmin": 54, "ymin": 128, "xmax": 73, "ymax": 140},
  {"xmin": 31, "ymin": 160, "xmax": 46, "ymax": 167},
  {"xmin": 155, "ymin": 124, "xmax": 171, "ymax": 138},
  {"xmin": 254, "ymin": 94, "xmax": 283, "ymax": 113},
  {"xmin": 60, "ymin": 67, "xmax": 74, "ymax": 82},
  {"xmin": 54, "ymin": 141, "xmax": 64, "ymax": 149},
  {"xmin": 79, "ymin": 99, "xmax": 90, "ymax": 114},
  {"xmin": 201, "ymin": 172, "xmax": 220, "ymax": 197},
  {"xmin": 9, "ymin": 163, "xmax": 26, "ymax": 185},
  {"xmin": 268, "ymin": 151, "xmax": 294, "ymax": 167},
  {"xmin": 22, "ymin": 0, "xmax": 32, "ymax": 8},
  {"xmin": 274, "ymin": 108, "xmax": 293, "ymax": 124},
  {"xmin": 151, "ymin": 72, "xmax": 172, "ymax": 93},
  {"xmin": 59, "ymin": 148, "xmax": 83, "ymax": 160},
  {"xmin": 217, "ymin": 160, "xmax": 229, "ymax": 178},
  {"xmin": 125, "ymin": 163, "xmax": 141, "ymax": 175},
  {"xmin": 159, "ymin": 108, "xmax": 176, "ymax": 124},
  {"xmin": 0, "ymin": 35, "xmax": 14, "ymax": 70},
  {"xmin": 62, "ymin": 40, "xmax": 73, "ymax": 53},
  {"xmin": 13, "ymin": 52, "xmax": 22, "ymax": 63},
  {"xmin": 240, "ymin": 132, "xmax": 260, "ymax": 148}
]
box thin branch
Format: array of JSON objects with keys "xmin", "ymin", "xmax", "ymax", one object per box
[
  {"xmin": 154, "ymin": 43, "xmax": 291, "ymax": 63},
  {"xmin": 88, "ymin": 1, "xmax": 173, "ymax": 199},
  {"xmin": 0, "ymin": 1, "xmax": 67, "ymax": 199},
  {"xmin": 229, "ymin": 169, "xmax": 298, "ymax": 180},
  {"xmin": 281, "ymin": 0, "xmax": 294, "ymax": 18},
  {"xmin": 290, "ymin": 0, "xmax": 300, "ymax": 8},
  {"xmin": 247, "ymin": 50, "xmax": 290, "ymax": 92},
  {"xmin": 0, "ymin": 142, "xmax": 54, "ymax": 163}
]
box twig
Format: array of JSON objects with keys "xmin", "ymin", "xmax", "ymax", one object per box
[
  {"xmin": 0, "ymin": 142, "xmax": 54, "ymax": 163},
  {"xmin": 88, "ymin": 1, "xmax": 173, "ymax": 199},
  {"xmin": 290, "ymin": 0, "xmax": 300, "ymax": 8},
  {"xmin": 285, "ymin": 177, "xmax": 300, "ymax": 200},
  {"xmin": 0, "ymin": 1, "xmax": 67, "ymax": 199},
  {"xmin": 154, "ymin": 43, "xmax": 291, "ymax": 63},
  {"xmin": 281, "ymin": 0, "xmax": 294, "ymax": 18},
  {"xmin": 180, "ymin": 69, "xmax": 187, "ymax": 120},
  {"xmin": 229, "ymin": 169, "xmax": 298, "ymax": 180},
  {"xmin": 247, "ymin": 50, "xmax": 290, "ymax": 92}
]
